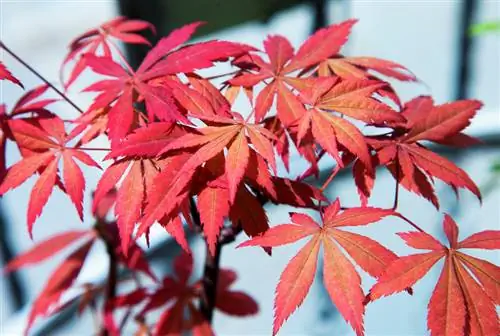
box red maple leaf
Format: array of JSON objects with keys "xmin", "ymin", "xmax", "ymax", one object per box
[
  {"xmin": 160, "ymin": 114, "xmax": 276, "ymax": 202},
  {"xmin": 291, "ymin": 77, "xmax": 405, "ymax": 169},
  {"xmin": 3, "ymin": 230, "xmax": 94, "ymax": 273},
  {"xmin": 68, "ymin": 106, "xmax": 109, "ymax": 147},
  {"xmin": 239, "ymin": 199, "xmax": 395, "ymax": 335},
  {"xmin": 93, "ymin": 155, "xmax": 189, "ymax": 256},
  {"xmin": 83, "ymin": 22, "xmax": 254, "ymax": 145},
  {"xmin": 139, "ymin": 252, "xmax": 257, "ymax": 336},
  {"xmin": 4, "ymin": 231, "xmax": 97, "ymax": 333},
  {"xmin": 229, "ymin": 19, "xmax": 357, "ymax": 124},
  {"xmin": 61, "ymin": 16, "xmax": 155, "ymax": 88},
  {"xmin": 0, "ymin": 114, "xmax": 100, "ymax": 236},
  {"xmin": 357, "ymin": 96, "xmax": 483, "ymax": 207},
  {"xmin": 368, "ymin": 214, "xmax": 500, "ymax": 336},
  {"xmin": 0, "ymin": 85, "xmax": 58, "ymax": 182}
]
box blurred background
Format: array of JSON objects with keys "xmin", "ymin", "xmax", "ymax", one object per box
[{"xmin": 0, "ymin": 0, "xmax": 499, "ymax": 335}]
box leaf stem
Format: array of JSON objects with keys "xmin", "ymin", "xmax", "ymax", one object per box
[
  {"xmin": 297, "ymin": 150, "xmax": 326, "ymax": 181},
  {"xmin": 393, "ymin": 158, "xmax": 400, "ymax": 210},
  {"xmin": 205, "ymin": 70, "xmax": 240, "ymax": 81},
  {"xmin": 0, "ymin": 41, "xmax": 85, "ymax": 114},
  {"xmin": 108, "ymin": 39, "xmax": 135, "ymax": 74},
  {"xmin": 320, "ymin": 163, "xmax": 341, "ymax": 191},
  {"xmin": 395, "ymin": 212, "xmax": 425, "ymax": 233},
  {"xmin": 393, "ymin": 180, "xmax": 400, "ymax": 210},
  {"xmin": 66, "ymin": 146, "xmax": 111, "ymax": 152}
]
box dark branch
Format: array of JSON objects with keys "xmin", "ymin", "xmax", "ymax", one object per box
[
  {"xmin": 196, "ymin": 188, "xmax": 269, "ymax": 324},
  {"xmin": 95, "ymin": 222, "xmax": 118, "ymax": 336},
  {"xmin": 0, "ymin": 41, "xmax": 85, "ymax": 114},
  {"xmin": 199, "ymin": 241, "xmax": 222, "ymax": 323}
]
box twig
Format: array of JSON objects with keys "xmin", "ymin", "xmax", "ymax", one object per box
[
  {"xmin": 205, "ymin": 70, "xmax": 240, "ymax": 81},
  {"xmin": 95, "ymin": 222, "xmax": 118, "ymax": 336},
  {"xmin": 0, "ymin": 41, "xmax": 85, "ymax": 114},
  {"xmin": 67, "ymin": 146, "xmax": 111, "ymax": 152}
]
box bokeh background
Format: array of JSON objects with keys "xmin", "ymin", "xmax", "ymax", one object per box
[{"xmin": 0, "ymin": 0, "xmax": 499, "ymax": 335}]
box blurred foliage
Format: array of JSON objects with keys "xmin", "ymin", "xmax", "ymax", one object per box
[
  {"xmin": 469, "ymin": 20, "xmax": 500, "ymax": 36},
  {"xmin": 481, "ymin": 159, "xmax": 500, "ymax": 197},
  {"xmin": 470, "ymin": 19, "xmax": 500, "ymax": 198}
]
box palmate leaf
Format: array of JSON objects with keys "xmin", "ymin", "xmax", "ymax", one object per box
[
  {"xmin": 0, "ymin": 86, "xmax": 58, "ymax": 183},
  {"xmin": 94, "ymin": 154, "xmax": 190, "ymax": 255},
  {"xmin": 2, "ymin": 227, "xmax": 100, "ymax": 334},
  {"xmin": 368, "ymin": 214, "xmax": 500, "ymax": 336},
  {"xmin": 0, "ymin": 115, "xmax": 100, "ymax": 236},
  {"xmin": 292, "ymin": 77, "xmax": 403, "ymax": 169},
  {"xmin": 26, "ymin": 239, "xmax": 95, "ymax": 334},
  {"xmin": 83, "ymin": 23, "xmax": 253, "ymax": 145},
  {"xmin": 4, "ymin": 230, "xmax": 94, "ymax": 273},
  {"xmin": 160, "ymin": 116, "xmax": 277, "ymax": 204},
  {"xmin": 62, "ymin": 16, "xmax": 155, "ymax": 88},
  {"xmin": 229, "ymin": 19, "xmax": 357, "ymax": 124},
  {"xmin": 359, "ymin": 96, "xmax": 483, "ymax": 207},
  {"xmin": 239, "ymin": 199, "xmax": 395, "ymax": 335},
  {"xmin": 139, "ymin": 252, "xmax": 257, "ymax": 336},
  {"xmin": 187, "ymin": 146, "xmax": 322, "ymax": 256}
]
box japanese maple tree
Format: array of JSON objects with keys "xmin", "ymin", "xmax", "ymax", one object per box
[{"xmin": 0, "ymin": 16, "xmax": 498, "ymax": 336}]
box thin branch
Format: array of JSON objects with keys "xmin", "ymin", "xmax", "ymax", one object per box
[
  {"xmin": 393, "ymin": 180, "xmax": 400, "ymax": 210},
  {"xmin": 67, "ymin": 146, "xmax": 111, "ymax": 152},
  {"xmin": 95, "ymin": 222, "xmax": 118, "ymax": 336},
  {"xmin": 205, "ymin": 70, "xmax": 240, "ymax": 81},
  {"xmin": 0, "ymin": 41, "xmax": 85, "ymax": 114},
  {"xmin": 118, "ymin": 307, "xmax": 133, "ymax": 332}
]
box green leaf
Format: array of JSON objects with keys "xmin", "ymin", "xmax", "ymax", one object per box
[{"xmin": 469, "ymin": 21, "xmax": 500, "ymax": 36}]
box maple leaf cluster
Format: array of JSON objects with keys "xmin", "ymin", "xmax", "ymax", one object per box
[{"xmin": 1, "ymin": 17, "xmax": 498, "ymax": 336}]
